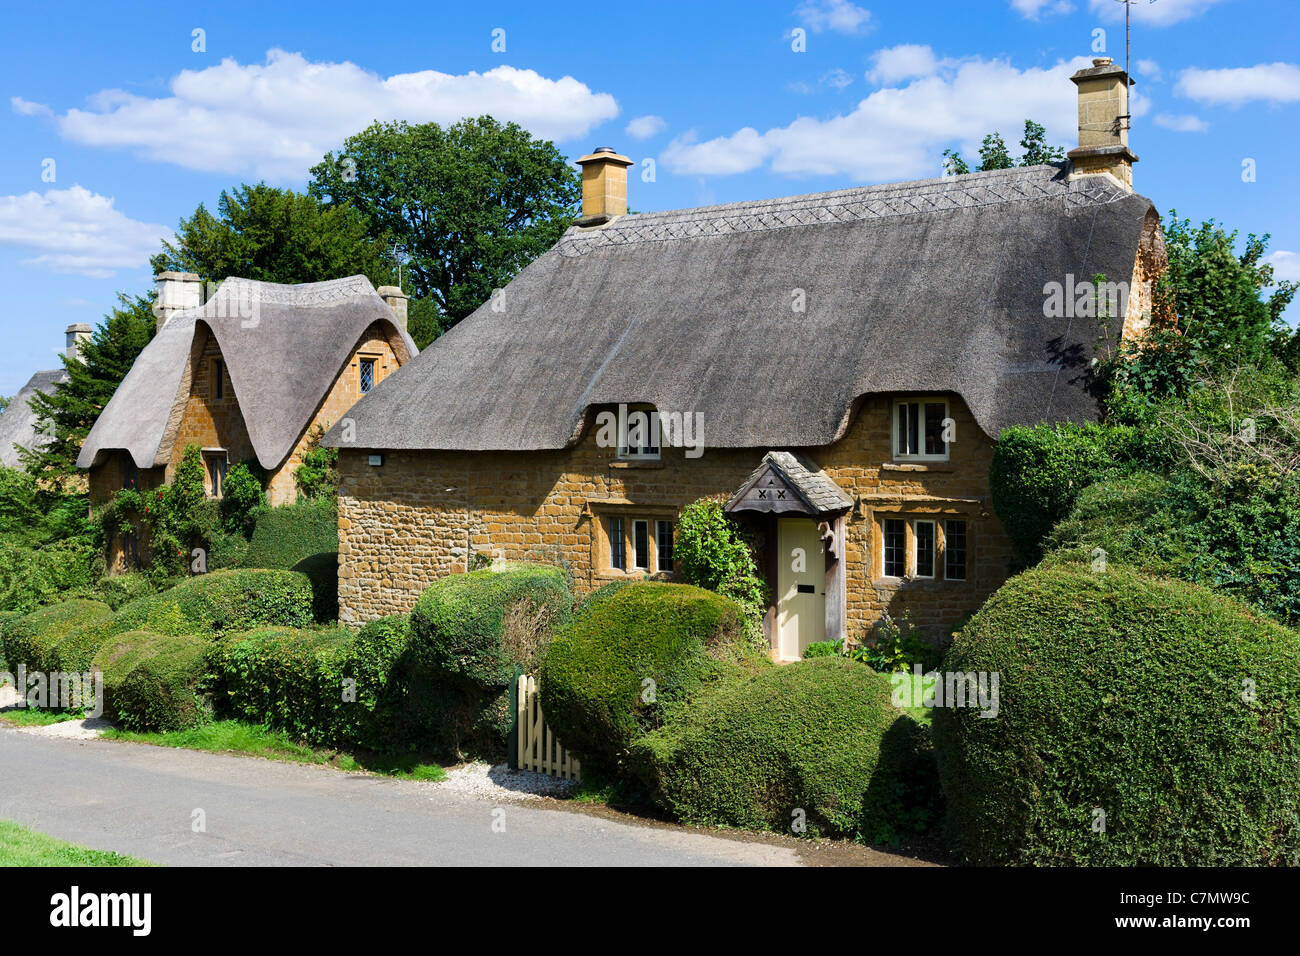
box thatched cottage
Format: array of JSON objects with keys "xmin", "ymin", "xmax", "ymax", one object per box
[
  {"xmin": 79, "ymin": 273, "xmax": 416, "ymax": 569},
  {"xmin": 0, "ymin": 325, "xmax": 91, "ymax": 471},
  {"xmin": 326, "ymin": 57, "xmax": 1166, "ymax": 658}
]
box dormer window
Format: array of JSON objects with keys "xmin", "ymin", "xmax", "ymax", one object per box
[
  {"xmin": 617, "ymin": 405, "xmax": 661, "ymax": 461},
  {"xmin": 360, "ymin": 358, "xmax": 376, "ymax": 394},
  {"xmin": 893, "ymin": 398, "xmax": 950, "ymax": 462},
  {"xmin": 213, "ymin": 360, "xmax": 224, "ymax": 400}
]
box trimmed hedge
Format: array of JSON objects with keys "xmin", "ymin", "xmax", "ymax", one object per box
[
  {"xmin": 242, "ymin": 499, "xmax": 339, "ymax": 621},
  {"xmin": 406, "ymin": 564, "xmax": 573, "ymax": 760},
  {"xmin": 933, "ymin": 563, "xmax": 1300, "ymax": 865},
  {"xmin": 628, "ymin": 657, "xmax": 935, "ymax": 842},
  {"xmin": 207, "ymin": 616, "xmax": 413, "ymax": 751},
  {"xmin": 539, "ymin": 581, "xmax": 762, "ymax": 775},
  {"xmin": 90, "ymin": 630, "xmax": 182, "ymax": 719},
  {"xmin": 1, "ymin": 599, "xmax": 111, "ymax": 673},
  {"xmin": 115, "ymin": 633, "xmax": 211, "ymax": 732},
  {"xmin": 109, "ymin": 569, "xmax": 315, "ymax": 637}
]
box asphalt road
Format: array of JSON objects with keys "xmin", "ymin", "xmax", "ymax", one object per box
[{"xmin": 0, "ymin": 727, "xmax": 799, "ymax": 867}]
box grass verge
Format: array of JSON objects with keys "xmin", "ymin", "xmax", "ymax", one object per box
[{"xmin": 0, "ymin": 819, "xmax": 152, "ymax": 867}]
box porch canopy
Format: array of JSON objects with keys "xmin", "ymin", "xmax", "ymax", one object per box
[{"xmin": 724, "ymin": 451, "xmax": 852, "ymax": 517}]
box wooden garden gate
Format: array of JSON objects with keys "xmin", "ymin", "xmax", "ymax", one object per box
[{"xmin": 515, "ymin": 674, "xmax": 581, "ymax": 781}]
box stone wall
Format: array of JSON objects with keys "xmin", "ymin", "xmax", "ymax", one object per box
[{"xmin": 337, "ymin": 393, "xmax": 1014, "ymax": 639}]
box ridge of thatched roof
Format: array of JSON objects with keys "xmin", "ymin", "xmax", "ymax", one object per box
[
  {"xmin": 0, "ymin": 368, "xmax": 67, "ymax": 469},
  {"xmin": 321, "ymin": 164, "xmax": 1157, "ymax": 454},
  {"xmin": 77, "ymin": 275, "xmax": 416, "ymax": 471}
]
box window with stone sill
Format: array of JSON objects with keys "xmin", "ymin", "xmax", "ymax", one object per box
[
  {"xmin": 892, "ymin": 398, "xmax": 950, "ymax": 462},
  {"xmin": 605, "ymin": 514, "xmax": 674, "ymax": 573},
  {"xmin": 879, "ymin": 515, "xmax": 969, "ymax": 582}
]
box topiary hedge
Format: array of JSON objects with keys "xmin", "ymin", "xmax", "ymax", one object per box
[
  {"xmin": 114, "ymin": 633, "xmax": 211, "ymax": 732},
  {"xmin": 91, "ymin": 630, "xmax": 185, "ymax": 719},
  {"xmin": 109, "ymin": 569, "xmax": 316, "ymax": 637},
  {"xmin": 539, "ymin": 581, "xmax": 764, "ymax": 776},
  {"xmin": 933, "ymin": 562, "xmax": 1300, "ymax": 865},
  {"xmin": 242, "ymin": 498, "xmax": 339, "ymax": 620},
  {"xmin": 409, "ymin": 563, "xmax": 572, "ymax": 688},
  {"xmin": 1, "ymin": 599, "xmax": 112, "ymax": 673},
  {"xmin": 628, "ymin": 657, "xmax": 936, "ymax": 842}
]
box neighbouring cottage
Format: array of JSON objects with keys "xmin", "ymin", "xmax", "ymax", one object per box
[
  {"xmin": 326, "ymin": 57, "xmax": 1167, "ymax": 659},
  {"xmin": 78, "ymin": 272, "xmax": 417, "ymax": 571},
  {"xmin": 0, "ymin": 324, "xmax": 91, "ymax": 470}
]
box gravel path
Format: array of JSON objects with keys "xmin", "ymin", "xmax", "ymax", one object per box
[{"xmin": 439, "ymin": 761, "xmax": 581, "ymax": 800}]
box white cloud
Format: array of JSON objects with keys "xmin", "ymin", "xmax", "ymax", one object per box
[
  {"xmin": 625, "ymin": 114, "xmax": 667, "ymax": 140},
  {"xmin": 1176, "ymin": 62, "xmax": 1300, "ymax": 106},
  {"xmin": 1088, "ymin": 0, "xmax": 1227, "ymax": 25},
  {"xmin": 1136, "ymin": 59, "xmax": 1162, "ymax": 81},
  {"xmin": 1009, "ymin": 0, "xmax": 1074, "ymax": 20},
  {"xmin": 0, "ymin": 186, "xmax": 169, "ymax": 278},
  {"xmin": 1154, "ymin": 112, "xmax": 1209, "ymax": 132},
  {"xmin": 1265, "ymin": 251, "xmax": 1300, "ymax": 284},
  {"xmin": 664, "ymin": 55, "xmax": 1090, "ymax": 182},
  {"xmin": 795, "ymin": 0, "xmax": 873, "ymax": 34},
  {"xmin": 822, "ymin": 68, "xmax": 855, "ymax": 90},
  {"xmin": 10, "ymin": 96, "xmax": 52, "ymax": 117},
  {"xmin": 867, "ymin": 44, "xmax": 941, "ymax": 84},
  {"xmin": 42, "ymin": 49, "xmax": 619, "ymax": 181}
]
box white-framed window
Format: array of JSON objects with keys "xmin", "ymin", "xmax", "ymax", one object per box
[
  {"xmin": 203, "ymin": 451, "xmax": 228, "ymax": 499},
  {"xmin": 914, "ymin": 520, "xmax": 936, "ymax": 578},
  {"xmin": 603, "ymin": 514, "xmax": 675, "ymax": 574},
  {"xmin": 944, "ymin": 519, "xmax": 968, "ymax": 581},
  {"xmin": 617, "ymin": 406, "xmax": 661, "ymax": 461},
  {"xmin": 893, "ymin": 398, "xmax": 950, "ymax": 461},
  {"xmin": 882, "ymin": 518, "xmax": 906, "ymax": 578}
]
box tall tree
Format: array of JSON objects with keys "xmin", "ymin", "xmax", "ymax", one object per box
[
  {"xmin": 1019, "ymin": 120, "xmax": 1066, "ymax": 167},
  {"xmin": 308, "ymin": 116, "xmax": 581, "ymax": 328},
  {"xmin": 21, "ymin": 294, "xmax": 156, "ymax": 490},
  {"xmin": 942, "ymin": 119, "xmax": 1065, "ymax": 175},
  {"xmin": 150, "ymin": 183, "xmax": 391, "ymax": 288},
  {"xmin": 977, "ymin": 132, "xmax": 1014, "ymax": 171}
]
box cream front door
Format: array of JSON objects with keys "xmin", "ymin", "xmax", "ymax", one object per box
[{"xmin": 776, "ymin": 517, "xmax": 826, "ymax": 661}]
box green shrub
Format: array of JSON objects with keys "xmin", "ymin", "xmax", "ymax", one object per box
[
  {"xmin": 673, "ymin": 497, "xmax": 767, "ymax": 622},
  {"xmin": 2, "ymin": 599, "xmax": 111, "ymax": 672},
  {"xmin": 294, "ymin": 425, "xmax": 338, "ymax": 499},
  {"xmin": 802, "ymin": 640, "xmax": 839, "ymax": 659},
  {"xmin": 109, "ymin": 569, "xmax": 315, "ymax": 637},
  {"xmin": 990, "ymin": 422, "xmax": 1147, "ymax": 566},
  {"xmin": 933, "ymin": 563, "xmax": 1300, "ymax": 865},
  {"xmin": 90, "ymin": 630, "xmax": 184, "ymax": 719},
  {"xmin": 115, "ymin": 633, "xmax": 211, "ymax": 732},
  {"xmin": 628, "ymin": 657, "xmax": 936, "ymax": 842},
  {"xmin": 242, "ymin": 498, "xmax": 339, "ymax": 621},
  {"xmin": 410, "ymin": 563, "xmax": 572, "ymax": 688},
  {"xmin": 539, "ymin": 581, "xmax": 763, "ymax": 775},
  {"xmin": 0, "ymin": 539, "xmax": 99, "ymax": 614},
  {"xmin": 219, "ymin": 462, "xmax": 265, "ymax": 533}
]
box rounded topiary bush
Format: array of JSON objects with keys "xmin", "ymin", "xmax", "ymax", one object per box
[
  {"xmin": 409, "ymin": 563, "xmax": 572, "ymax": 689},
  {"xmin": 539, "ymin": 581, "xmax": 765, "ymax": 775},
  {"xmin": 933, "ymin": 563, "xmax": 1300, "ymax": 866},
  {"xmin": 628, "ymin": 657, "xmax": 934, "ymax": 841},
  {"xmin": 91, "ymin": 630, "xmax": 191, "ymax": 719},
  {"xmin": 109, "ymin": 569, "xmax": 316, "ymax": 636},
  {"xmin": 114, "ymin": 633, "xmax": 212, "ymax": 732},
  {"xmin": 2, "ymin": 599, "xmax": 112, "ymax": 673}
]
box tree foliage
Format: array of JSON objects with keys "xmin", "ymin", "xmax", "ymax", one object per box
[
  {"xmin": 942, "ymin": 119, "xmax": 1066, "ymax": 175},
  {"xmin": 308, "ymin": 115, "xmax": 580, "ymax": 329},
  {"xmin": 150, "ymin": 183, "xmax": 391, "ymax": 288}
]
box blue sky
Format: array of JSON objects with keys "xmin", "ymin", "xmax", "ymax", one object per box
[{"xmin": 1, "ymin": 0, "xmax": 1298, "ymax": 394}]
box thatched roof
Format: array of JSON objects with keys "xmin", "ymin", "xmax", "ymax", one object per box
[
  {"xmin": 322, "ymin": 164, "xmax": 1157, "ymax": 453},
  {"xmin": 0, "ymin": 368, "xmax": 67, "ymax": 469},
  {"xmin": 78, "ymin": 275, "xmax": 416, "ymax": 471}
]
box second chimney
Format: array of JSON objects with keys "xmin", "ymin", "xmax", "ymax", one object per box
[
  {"xmin": 153, "ymin": 271, "xmax": 203, "ymax": 332},
  {"xmin": 576, "ymin": 147, "xmax": 634, "ymax": 225},
  {"xmin": 377, "ymin": 285, "xmax": 409, "ymax": 333},
  {"xmin": 64, "ymin": 323, "xmax": 92, "ymax": 361},
  {"xmin": 1068, "ymin": 57, "xmax": 1139, "ymax": 190}
]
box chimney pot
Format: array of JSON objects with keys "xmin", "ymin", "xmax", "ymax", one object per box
[
  {"xmin": 1067, "ymin": 58, "xmax": 1138, "ymax": 191},
  {"xmin": 63, "ymin": 323, "xmax": 92, "ymax": 362},
  {"xmin": 153, "ymin": 271, "xmax": 203, "ymax": 332},
  {"xmin": 376, "ymin": 285, "xmax": 408, "ymax": 333},
  {"xmin": 576, "ymin": 147, "xmax": 634, "ymax": 225}
]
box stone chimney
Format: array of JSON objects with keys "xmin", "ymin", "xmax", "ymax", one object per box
[
  {"xmin": 576, "ymin": 147, "xmax": 634, "ymax": 225},
  {"xmin": 153, "ymin": 271, "xmax": 203, "ymax": 332},
  {"xmin": 1068, "ymin": 57, "xmax": 1138, "ymax": 190},
  {"xmin": 64, "ymin": 323, "xmax": 91, "ymax": 361},
  {"xmin": 377, "ymin": 285, "xmax": 409, "ymax": 333}
]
